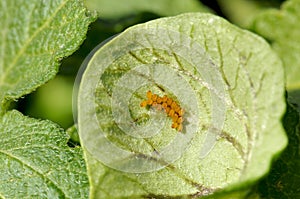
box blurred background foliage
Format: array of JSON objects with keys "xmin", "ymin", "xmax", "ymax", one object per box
[{"xmin": 17, "ymin": 0, "xmax": 285, "ymax": 129}]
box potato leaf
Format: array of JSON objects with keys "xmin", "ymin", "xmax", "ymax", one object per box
[
  {"xmin": 0, "ymin": 110, "xmax": 89, "ymax": 198},
  {"xmin": 0, "ymin": 0, "xmax": 96, "ymax": 114},
  {"xmin": 77, "ymin": 13, "xmax": 287, "ymax": 198}
]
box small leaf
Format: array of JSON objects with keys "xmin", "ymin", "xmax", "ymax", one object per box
[
  {"xmin": 0, "ymin": 110, "xmax": 89, "ymax": 198},
  {"xmin": 85, "ymin": 0, "xmax": 210, "ymax": 19},
  {"xmin": 251, "ymin": 0, "xmax": 300, "ymax": 91},
  {"xmin": 77, "ymin": 13, "xmax": 287, "ymax": 197},
  {"xmin": 66, "ymin": 125, "xmax": 81, "ymax": 146},
  {"xmin": 0, "ymin": 0, "xmax": 96, "ymax": 114}
]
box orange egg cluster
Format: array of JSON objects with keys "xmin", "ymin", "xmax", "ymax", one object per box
[{"xmin": 140, "ymin": 90, "xmax": 184, "ymax": 132}]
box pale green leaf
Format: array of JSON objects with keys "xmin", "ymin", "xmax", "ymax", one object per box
[
  {"xmin": 85, "ymin": 0, "xmax": 210, "ymax": 19},
  {"xmin": 0, "ymin": 0, "xmax": 96, "ymax": 114},
  {"xmin": 0, "ymin": 110, "xmax": 89, "ymax": 198},
  {"xmin": 77, "ymin": 13, "xmax": 287, "ymax": 198},
  {"xmin": 251, "ymin": 0, "xmax": 300, "ymax": 91}
]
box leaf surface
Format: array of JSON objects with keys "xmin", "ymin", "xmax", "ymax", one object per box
[
  {"xmin": 0, "ymin": 110, "xmax": 89, "ymax": 198},
  {"xmin": 77, "ymin": 13, "xmax": 287, "ymax": 198},
  {"xmin": 0, "ymin": 0, "xmax": 96, "ymax": 114}
]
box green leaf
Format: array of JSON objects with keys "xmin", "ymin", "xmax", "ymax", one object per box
[
  {"xmin": 248, "ymin": 103, "xmax": 300, "ymax": 198},
  {"xmin": 77, "ymin": 13, "xmax": 287, "ymax": 198},
  {"xmin": 251, "ymin": 0, "xmax": 300, "ymax": 91},
  {"xmin": 85, "ymin": 0, "xmax": 210, "ymax": 19},
  {"xmin": 0, "ymin": 110, "xmax": 89, "ymax": 198},
  {"xmin": 216, "ymin": 0, "xmax": 280, "ymax": 28},
  {"xmin": 0, "ymin": 0, "xmax": 96, "ymax": 114},
  {"xmin": 66, "ymin": 125, "xmax": 81, "ymax": 146}
]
